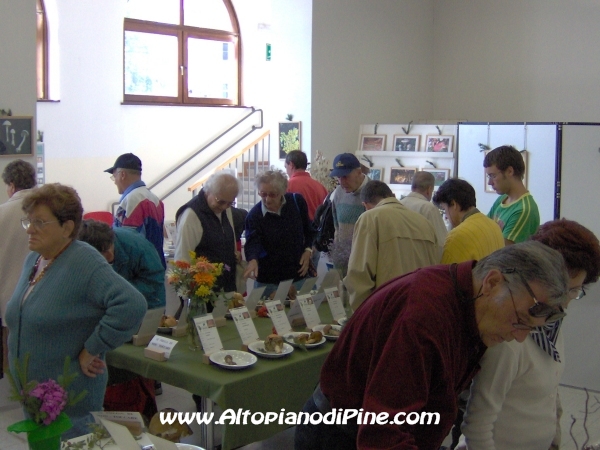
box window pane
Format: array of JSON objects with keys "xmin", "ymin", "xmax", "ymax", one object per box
[
  {"xmin": 187, "ymin": 38, "xmax": 237, "ymax": 99},
  {"xmin": 184, "ymin": 0, "xmax": 233, "ymax": 31},
  {"xmin": 125, "ymin": 0, "xmax": 180, "ymax": 25},
  {"xmin": 125, "ymin": 31, "xmax": 179, "ymax": 97}
]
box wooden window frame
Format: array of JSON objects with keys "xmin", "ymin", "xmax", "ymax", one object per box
[
  {"xmin": 123, "ymin": 0, "xmax": 242, "ymax": 107},
  {"xmin": 36, "ymin": 0, "xmax": 49, "ymax": 100}
]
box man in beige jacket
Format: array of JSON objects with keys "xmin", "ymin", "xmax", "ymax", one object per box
[
  {"xmin": 0, "ymin": 160, "xmax": 36, "ymax": 373},
  {"xmin": 345, "ymin": 180, "xmax": 439, "ymax": 311}
]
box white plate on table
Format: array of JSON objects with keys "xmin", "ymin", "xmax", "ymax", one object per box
[
  {"xmin": 283, "ymin": 332, "xmax": 327, "ymax": 348},
  {"xmin": 209, "ymin": 350, "xmax": 257, "ymax": 370},
  {"xmin": 312, "ymin": 324, "xmax": 342, "ymax": 341},
  {"xmin": 248, "ymin": 341, "xmax": 294, "ymax": 359},
  {"xmin": 337, "ymin": 317, "xmax": 348, "ymax": 328},
  {"xmin": 177, "ymin": 444, "xmax": 206, "ymax": 450}
]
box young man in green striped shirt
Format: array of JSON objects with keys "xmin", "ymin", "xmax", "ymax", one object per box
[{"xmin": 484, "ymin": 145, "xmax": 540, "ymax": 245}]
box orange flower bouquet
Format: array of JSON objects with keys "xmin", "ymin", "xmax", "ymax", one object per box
[{"xmin": 167, "ymin": 252, "xmax": 224, "ymax": 350}]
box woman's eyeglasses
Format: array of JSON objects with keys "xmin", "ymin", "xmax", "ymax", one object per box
[
  {"xmin": 503, "ymin": 268, "xmax": 566, "ymax": 330},
  {"xmin": 258, "ymin": 191, "xmax": 279, "ymax": 199},
  {"xmin": 568, "ymin": 287, "xmax": 586, "ymax": 300},
  {"xmin": 21, "ymin": 218, "xmax": 58, "ymax": 230}
]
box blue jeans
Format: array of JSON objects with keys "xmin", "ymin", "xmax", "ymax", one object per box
[
  {"xmin": 294, "ymin": 394, "xmax": 357, "ymax": 450},
  {"xmin": 254, "ymin": 279, "xmax": 306, "ymax": 299}
]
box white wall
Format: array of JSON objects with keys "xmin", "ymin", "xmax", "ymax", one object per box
[
  {"xmin": 0, "ymin": 0, "xmax": 37, "ymax": 204},
  {"xmin": 312, "ymin": 0, "xmax": 434, "ymax": 162},
  {"xmin": 432, "ymin": 0, "xmax": 600, "ymax": 122},
  {"xmin": 35, "ymin": 0, "xmax": 312, "ymax": 220}
]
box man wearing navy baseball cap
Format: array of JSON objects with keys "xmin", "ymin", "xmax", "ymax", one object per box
[
  {"xmin": 105, "ymin": 153, "xmax": 166, "ymax": 268},
  {"xmin": 328, "ymin": 153, "xmax": 369, "ymax": 277}
]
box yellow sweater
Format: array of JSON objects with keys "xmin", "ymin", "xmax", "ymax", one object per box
[{"xmin": 441, "ymin": 211, "xmax": 504, "ymax": 264}]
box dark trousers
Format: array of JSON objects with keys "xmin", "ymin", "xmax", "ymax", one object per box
[{"xmin": 294, "ymin": 388, "xmax": 357, "ymax": 450}]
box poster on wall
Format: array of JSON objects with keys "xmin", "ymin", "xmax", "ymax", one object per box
[
  {"xmin": 279, "ymin": 121, "xmax": 301, "ymax": 159},
  {"xmin": 0, "ymin": 116, "xmax": 33, "ymax": 156}
]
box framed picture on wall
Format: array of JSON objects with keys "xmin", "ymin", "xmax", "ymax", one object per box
[
  {"xmin": 422, "ymin": 168, "xmax": 450, "ymax": 187},
  {"xmin": 484, "ymin": 149, "xmax": 527, "ymax": 193},
  {"xmin": 359, "ymin": 134, "xmax": 386, "ymax": 151},
  {"xmin": 0, "ymin": 116, "xmax": 33, "ymax": 156},
  {"xmin": 389, "ymin": 167, "xmax": 417, "ymax": 185},
  {"xmin": 279, "ymin": 121, "xmax": 301, "ymax": 159},
  {"xmin": 393, "ymin": 135, "xmax": 420, "ymax": 152},
  {"xmin": 369, "ymin": 167, "xmax": 384, "ymax": 181},
  {"xmin": 425, "ymin": 135, "xmax": 454, "ymax": 153}
]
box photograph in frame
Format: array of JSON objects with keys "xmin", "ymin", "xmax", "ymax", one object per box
[
  {"xmin": 422, "ymin": 168, "xmax": 450, "ymax": 187},
  {"xmin": 393, "ymin": 135, "xmax": 420, "ymax": 152},
  {"xmin": 359, "ymin": 134, "xmax": 386, "ymax": 151},
  {"xmin": 0, "ymin": 116, "xmax": 34, "ymax": 156},
  {"xmin": 425, "ymin": 135, "xmax": 454, "ymax": 153},
  {"xmin": 389, "ymin": 167, "xmax": 417, "ymax": 185},
  {"xmin": 369, "ymin": 167, "xmax": 384, "ymax": 181}
]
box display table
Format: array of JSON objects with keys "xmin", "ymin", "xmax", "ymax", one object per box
[{"xmin": 106, "ymin": 308, "xmax": 335, "ymax": 450}]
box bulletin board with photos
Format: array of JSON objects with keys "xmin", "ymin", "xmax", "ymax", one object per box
[{"xmin": 356, "ymin": 122, "xmax": 457, "ymax": 197}]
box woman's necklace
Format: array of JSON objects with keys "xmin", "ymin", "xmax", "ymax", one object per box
[{"xmin": 28, "ymin": 241, "xmax": 72, "ymax": 286}]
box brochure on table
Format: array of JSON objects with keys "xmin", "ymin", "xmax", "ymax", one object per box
[
  {"xmin": 230, "ymin": 305, "xmax": 259, "ymax": 344},
  {"xmin": 194, "ymin": 313, "xmax": 224, "ymax": 355},
  {"xmin": 324, "ymin": 287, "xmax": 346, "ymax": 321},
  {"xmin": 265, "ymin": 300, "xmax": 292, "ymax": 335}
]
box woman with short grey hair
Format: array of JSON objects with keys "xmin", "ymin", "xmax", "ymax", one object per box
[{"xmin": 243, "ymin": 170, "xmax": 314, "ymax": 297}]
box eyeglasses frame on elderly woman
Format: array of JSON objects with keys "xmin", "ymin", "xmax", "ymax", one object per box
[
  {"xmin": 258, "ymin": 191, "xmax": 279, "ymax": 199},
  {"xmin": 214, "ymin": 196, "xmax": 236, "ymax": 207},
  {"xmin": 21, "ymin": 218, "xmax": 59, "ymax": 231},
  {"xmin": 502, "ymin": 268, "xmax": 567, "ymax": 331}
]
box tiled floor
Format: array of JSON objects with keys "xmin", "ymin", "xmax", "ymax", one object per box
[{"xmin": 0, "ymin": 376, "xmax": 598, "ymax": 449}]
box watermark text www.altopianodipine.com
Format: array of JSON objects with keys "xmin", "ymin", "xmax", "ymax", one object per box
[{"xmin": 159, "ymin": 408, "xmax": 440, "ymax": 426}]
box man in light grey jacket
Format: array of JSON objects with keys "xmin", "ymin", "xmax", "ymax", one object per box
[{"xmin": 0, "ymin": 159, "xmax": 36, "ymax": 374}]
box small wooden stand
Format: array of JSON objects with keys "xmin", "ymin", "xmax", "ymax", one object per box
[
  {"xmin": 202, "ymin": 353, "xmax": 211, "ymax": 365},
  {"xmin": 132, "ymin": 334, "xmax": 154, "ymax": 347},
  {"xmin": 290, "ymin": 317, "xmax": 307, "ymax": 328},
  {"xmin": 143, "ymin": 348, "xmax": 167, "ymax": 362},
  {"xmin": 214, "ymin": 317, "xmax": 227, "ymax": 328},
  {"xmin": 172, "ymin": 327, "xmax": 187, "ymax": 337}
]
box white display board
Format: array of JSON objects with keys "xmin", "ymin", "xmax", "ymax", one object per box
[
  {"xmin": 457, "ymin": 123, "xmax": 558, "ymax": 223},
  {"xmin": 558, "ymin": 123, "xmax": 600, "ymax": 391}
]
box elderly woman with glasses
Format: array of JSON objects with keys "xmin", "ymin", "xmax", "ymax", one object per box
[
  {"xmin": 243, "ymin": 170, "xmax": 314, "ymax": 297},
  {"xmin": 5, "ymin": 183, "xmax": 146, "ymax": 438},
  {"xmin": 458, "ymin": 219, "xmax": 600, "ymax": 450}
]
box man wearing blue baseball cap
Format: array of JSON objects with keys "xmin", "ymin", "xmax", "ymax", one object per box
[{"xmin": 329, "ymin": 153, "xmax": 369, "ymax": 276}]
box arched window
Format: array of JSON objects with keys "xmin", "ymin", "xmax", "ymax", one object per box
[
  {"xmin": 36, "ymin": 0, "xmax": 49, "ymax": 100},
  {"xmin": 123, "ymin": 0, "xmax": 241, "ymax": 106}
]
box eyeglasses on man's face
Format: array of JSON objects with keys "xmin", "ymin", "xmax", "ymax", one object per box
[
  {"xmin": 503, "ymin": 268, "xmax": 566, "ymax": 330},
  {"xmin": 109, "ymin": 170, "xmax": 123, "ymax": 182},
  {"xmin": 486, "ymin": 171, "xmax": 503, "ymax": 180},
  {"xmin": 258, "ymin": 191, "xmax": 279, "ymax": 199},
  {"xmin": 214, "ymin": 196, "xmax": 236, "ymax": 207},
  {"xmin": 21, "ymin": 217, "xmax": 59, "ymax": 231}
]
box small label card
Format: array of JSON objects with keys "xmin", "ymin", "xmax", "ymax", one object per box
[
  {"xmin": 194, "ymin": 314, "xmax": 224, "ymax": 355},
  {"xmin": 100, "ymin": 419, "xmax": 143, "ymax": 450},
  {"xmin": 297, "ymin": 294, "xmax": 321, "ymax": 328},
  {"xmin": 92, "ymin": 412, "xmax": 145, "ymax": 439},
  {"xmin": 212, "ymin": 295, "xmax": 228, "ymax": 319},
  {"xmin": 231, "ymin": 306, "xmax": 259, "ymax": 344},
  {"xmin": 325, "ymin": 287, "xmax": 346, "ymax": 321},
  {"xmin": 147, "ymin": 335, "xmax": 178, "ymax": 359},
  {"xmin": 265, "ymin": 300, "xmax": 292, "ymax": 335}
]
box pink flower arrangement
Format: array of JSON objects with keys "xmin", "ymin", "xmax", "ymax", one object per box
[{"xmin": 29, "ymin": 380, "xmax": 68, "ymax": 425}]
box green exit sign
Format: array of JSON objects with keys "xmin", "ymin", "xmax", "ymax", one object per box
[{"xmin": 266, "ymin": 43, "xmax": 272, "ymax": 61}]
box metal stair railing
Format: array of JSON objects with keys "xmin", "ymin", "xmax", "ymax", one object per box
[
  {"xmin": 148, "ymin": 107, "xmax": 264, "ymax": 202},
  {"xmin": 187, "ymin": 129, "xmax": 271, "ymax": 211}
]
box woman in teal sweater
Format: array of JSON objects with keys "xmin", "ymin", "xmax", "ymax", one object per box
[{"xmin": 5, "ymin": 184, "xmax": 146, "ymax": 438}]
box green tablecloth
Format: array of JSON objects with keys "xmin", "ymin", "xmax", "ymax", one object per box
[{"xmin": 106, "ymin": 307, "xmax": 335, "ymax": 449}]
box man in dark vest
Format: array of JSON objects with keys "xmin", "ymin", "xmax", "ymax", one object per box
[{"xmin": 174, "ymin": 171, "xmax": 241, "ymax": 294}]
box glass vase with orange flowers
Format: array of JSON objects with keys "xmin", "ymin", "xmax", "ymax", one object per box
[{"xmin": 168, "ymin": 252, "xmax": 224, "ymax": 350}]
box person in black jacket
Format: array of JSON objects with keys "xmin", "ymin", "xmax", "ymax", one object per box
[{"xmin": 243, "ymin": 170, "xmax": 314, "ymax": 297}]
